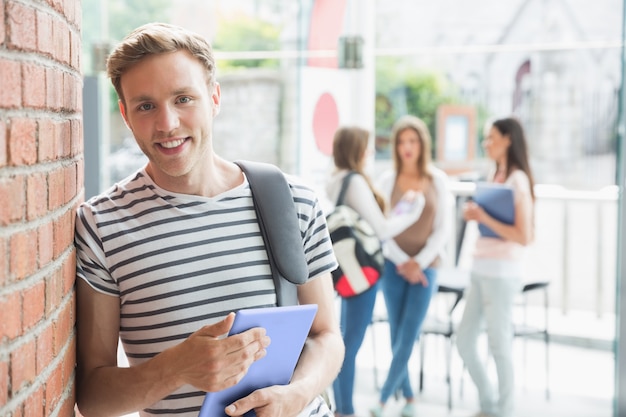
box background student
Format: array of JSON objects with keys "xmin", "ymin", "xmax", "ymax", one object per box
[
  {"xmin": 456, "ymin": 117, "xmax": 535, "ymax": 417},
  {"xmin": 371, "ymin": 115, "xmax": 452, "ymax": 417}
]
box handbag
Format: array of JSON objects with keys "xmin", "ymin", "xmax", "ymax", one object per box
[{"xmin": 326, "ymin": 172, "xmax": 384, "ymax": 297}]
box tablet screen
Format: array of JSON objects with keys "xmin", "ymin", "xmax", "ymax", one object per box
[{"xmin": 198, "ymin": 304, "xmax": 318, "ymax": 417}]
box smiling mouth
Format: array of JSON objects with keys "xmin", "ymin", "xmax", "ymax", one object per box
[{"xmin": 159, "ymin": 138, "xmax": 187, "ymax": 149}]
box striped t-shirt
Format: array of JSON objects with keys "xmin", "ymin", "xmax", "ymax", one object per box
[{"xmin": 75, "ymin": 168, "xmax": 337, "ymax": 416}]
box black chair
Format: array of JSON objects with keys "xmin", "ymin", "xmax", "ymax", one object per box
[{"xmin": 417, "ymin": 268, "xmax": 468, "ymax": 410}]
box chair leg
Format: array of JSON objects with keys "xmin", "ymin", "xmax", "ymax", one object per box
[
  {"xmin": 446, "ymin": 337, "xmax": 452, "ymax": 410},
  {"xmin": 544, "ymin": 287, "xmax": 550, "ymax": 400},
  {"xmin": 419, "ymin": 338, "xmax": 425, "ymax": 393}
]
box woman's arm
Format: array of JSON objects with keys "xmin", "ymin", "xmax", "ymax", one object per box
[{"xmin": 343, "ymin": 173, "xmax": 424, "ymax": 240}]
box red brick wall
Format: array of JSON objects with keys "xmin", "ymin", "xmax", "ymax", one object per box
[{"xmin": 0, "ymin": 0, "xmax": 82, "ymax": 415}]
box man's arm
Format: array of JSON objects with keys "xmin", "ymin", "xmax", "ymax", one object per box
[
  {"xmin": 225, "ymin": 272, "xmax": 344, "ymax": 417},
  {"xmin": 75, "ymin": 279, "xmax": 271, "ymax": 417}
]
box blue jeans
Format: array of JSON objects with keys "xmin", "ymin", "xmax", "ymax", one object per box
[
  {"xmin": 456, "ymin": 272, "xmax": 521, "ymax": 417},
  {"xmin": 379, "ymin": 260, "xmax": 438, "ymax": 403},
  {"xmin": 332, "ymin": 281, "xmax": 380, "ymax": 415}
]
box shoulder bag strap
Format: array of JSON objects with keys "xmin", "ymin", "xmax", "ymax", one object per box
[
  {"xmin": 336, "ymin": 171, "xmax": 357, "ymax": 206},
  {"xmin": 234, "ymin": 160, "xmax": 309, "ymax": 306}
]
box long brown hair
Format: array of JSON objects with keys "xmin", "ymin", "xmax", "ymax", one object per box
[
  {"xmin": 332, "ymin": 126, "xmax": 386, "ymax": 211},
  {"xmin": 492, "ymin": 117, "xmax": 536, "ymax": 200},
  {"xmin": 390, "ymin": 115, "xmax": 433, "ymax": 180}
]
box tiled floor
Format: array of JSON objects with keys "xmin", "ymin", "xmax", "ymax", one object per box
[{"xmin": 347, "ymin": 318, "xmax": 614, "ymax": 417}]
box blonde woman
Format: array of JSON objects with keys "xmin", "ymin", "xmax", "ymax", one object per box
[{"xmin": 371, "ymin": 115, "xmax": 451, "ymax": 417}]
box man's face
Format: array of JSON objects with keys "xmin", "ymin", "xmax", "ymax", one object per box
[{"xmin": 118, "ymin": 50, "xmax": 221, "ymax": 185}]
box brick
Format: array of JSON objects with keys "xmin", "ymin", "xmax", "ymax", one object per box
[
  {"xmin": 0, "ymin": 291, "xmax": 22, "ymax": 339},
  {"xmin": 36, "ymin": 322, "xmax": 55, "ymax": 374},
  {"xmin": 7, "ymin": 2, "xmax": 37, "ymax": 51},
  {"xmin": 38, "ymin": 119, "xmax": 55, "ymax": 162},
  {"xmin": 48, "ymin": 167, "xmax": 64, "ymax": 210},
  {"xmin": 71, "ymin": 119, "xmax": 83, "ymax": 156},
  {"xmin": 23, "ymin": 280, "xmax": 45, "ymax": 330},
  {"xmin": 0, "ymin": 237, "xmax": 6, "ymax": 286},
  {"xmin": 38, "ymin": 221, "xmax": 54, "ymax": 267},
  {"xmin": 45, "ymin": 361, "xmax": 63, "ymax": 414},
  {"xmin": 36, "ymin": 10, "xmax": 54, "ymax": 57},
  {"xmin": 0, "ymin": 121, "xmax": 6, "ymax": 167},
  {"xmin": 27, "ymin": 171, "xmax": 48, "ymax": 220},
  {"xmin": 23, "ymin": 63, "xmax": 47, "ymax": 109},
  {"xmin": 24, "ymin": 387, "xmax": 44, "ymax": 417},
  {"xmin": 9, "ymin": 118, "xmax": 38, "ymax": 166},
  {"xmin": 62, "ymin": 335, "xmax": 76, "ymax": 387},
  {"xmin": 0, "ymin": 59, "xmax": 21, "ymax": 108},
  {"xmin": 0, "ymin": 175, "xmax": 25, "ymax": 226},
  {"xmin": 52, "ymin": 18, "xmax": 70, "ymax": 66},
  {"xmin": 76, "ymin": 158, "xmax": 84, "ymax": 197},
  {"xmin": 0, "ymin": 0, "xmax": 5, "ymax": 45},
  {"xmin": 59, "ymin": 396, "xmax": 77, "ymax": 417},
  {"xmin": 71, "ymin": 30, "xmax": 81, "ymax": 72},
  {"xmin": 0, "ymin": 360, "xmax": 8, "ymax": 406},
  {"xmin": 45, "ymin": 270, "xmax": 62, "ymax": 318},
  {"xmin": 10, "ymin": 228, "xmax": 38, "ymax": 280},
  {"xmin": 54, "ymin": 302, "xmax": 73, "ymax": 357},
  {"xmin": 11, "ymin": 339, "xmax": 36, "ymax": 394},
  {"xmin": 59, "ymin": 120, "xmax": 71, "ymax": 158},
  {"xmin": 53, "ymin": 210, "xmax": 73, "ymax": 259},
  {"xmin": 46, "ymin": 68, "xmax": 62, "ymax": 111},
  {"xmin": 64, "ymin": 163, "xmax": 77, "ymax": 204},
  {"xmin": 62, "ymin": 250, "xmax": 76, "ymax": 294}
]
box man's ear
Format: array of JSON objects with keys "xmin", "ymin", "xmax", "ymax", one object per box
[
  {"xmin": 212, "ymin": 82, "xmax": 221, "ymax": 117},
  {"xmin": 119, "ymin": 100, "xmax": 132, "ymax": 130}
]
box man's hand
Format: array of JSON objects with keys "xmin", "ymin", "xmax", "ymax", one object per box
[
  {"xmin": 224, "ymin": 384, "xmax": 308, "ymax": 417},
  {"xmin": 397, "ymin": 259, "xmax": 428, "ymax": 286},
  {"xmin": 175, "ymin": 313, "xmax": 272, "ymax": 393}
]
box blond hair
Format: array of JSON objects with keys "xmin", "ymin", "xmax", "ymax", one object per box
[{"xmin": 107, "ymin": 22, "xmax": 216, "ymax": 104}]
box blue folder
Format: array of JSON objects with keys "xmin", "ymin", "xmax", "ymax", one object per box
[{"xmin": 473, "ymin": 182, "xmax": 515, "ymax": 239}]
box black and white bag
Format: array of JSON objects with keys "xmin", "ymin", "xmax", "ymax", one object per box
[{"xmin": 326, "ymin": 172, "xmax": 384, "ymax": 298}]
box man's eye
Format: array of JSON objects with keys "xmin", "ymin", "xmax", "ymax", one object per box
[
  {"xmin": 178, "ymin": 96, "xmax": 191, "ymax": 104},
  {"xmin": 138, "ymin": 103, "xmax": 153, "ymax": 111}
]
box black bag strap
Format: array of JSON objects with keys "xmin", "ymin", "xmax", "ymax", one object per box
[
  {"xmin": 234, "ymin": 160, "xmax": 309, "ymax": 306},
  {"xmin": 336, "ymin": 171, "xmax": 357, "ymax": 206}
]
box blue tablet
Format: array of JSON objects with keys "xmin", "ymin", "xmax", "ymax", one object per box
[{"xmin": 198, "ymin": 304, "xmax": 318, "ymax": 417}]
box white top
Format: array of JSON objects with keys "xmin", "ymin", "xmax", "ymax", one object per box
[
  {"xmin": 376, "ymin": 166, "xmax": 452, "ymax": 267},
  {"xmin": 325, "ymin": 169, "xmax": 425, "ymax": 241}
]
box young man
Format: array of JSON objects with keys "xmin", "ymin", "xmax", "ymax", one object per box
[{"xmin": 74, "ymin": 22, "xmax": 343, "ymax": 417}]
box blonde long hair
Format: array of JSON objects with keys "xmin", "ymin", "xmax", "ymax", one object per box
[{"xmin": 332, "ymin": 126, "xmax": 386, "ymax": 212}]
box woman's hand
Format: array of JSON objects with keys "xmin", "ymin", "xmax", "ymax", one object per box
[
  {"xmin": 397, "ymin": 259, "xmax": 428, "ymax": 286},
  {"xmin": 463, "ymin": 200, "xmax": 487, "ymax": 223}
]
